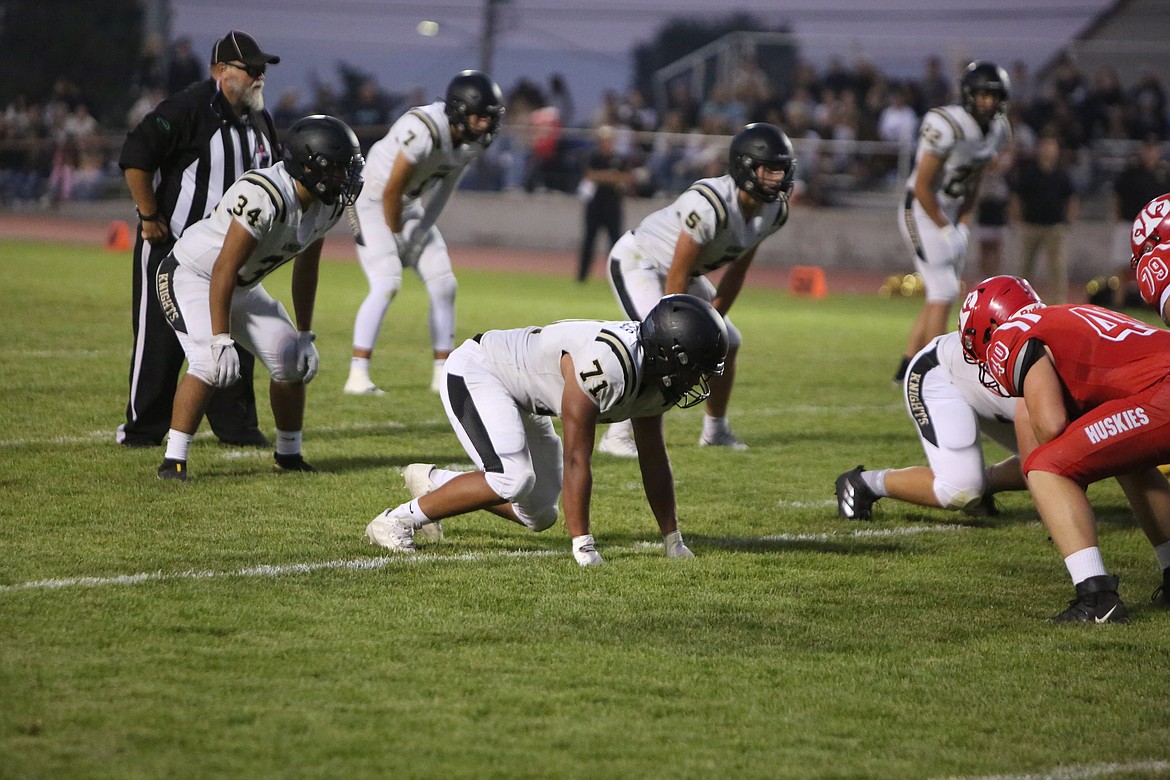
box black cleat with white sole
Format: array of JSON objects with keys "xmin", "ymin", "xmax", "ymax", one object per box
[
  {"xmin": 835, "ymin": 465, "xmax": 877, "ymax": 520},
  {"xmin": 1051, "ymin": 574, "xmax": 1129, "ymax": 624}
]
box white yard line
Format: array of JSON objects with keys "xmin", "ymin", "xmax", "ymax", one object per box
[
  {"xmin": 937, "ymin": 760, "xmax": 1170, "ymax": 780},
  {"xmin": 0, "ymin": 525, "xmax": 969, "ymax": 594}
]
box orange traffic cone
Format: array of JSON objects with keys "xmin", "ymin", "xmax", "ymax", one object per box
[
  {"xmin": 788, "ymin": 265, "xmax": 827, "ymax": 299},
  {"xmin": 106, "ymin": 220, "xmax": 131, "ymax": 252}
]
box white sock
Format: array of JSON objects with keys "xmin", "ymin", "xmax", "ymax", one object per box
[
  {"xmin": 702, "ymin": 415, "xmax": 729, "ymax": 436},
  {"xmin": 404, "ymin": 500, "xmax": 431, "ymax": 525},
  {"xmin": 275, "ymin": 429, "xmax": 302, "ymax": 456},
  {"xmin": 1064, "ymin": 547, "xmax": 1108, "ymax": 585},
  {"xmin": 604, "ymin": 419, "xmax": 633, "ymax": 439},
  {"xmin": 1154, "ymin": 540, "xmax": 1170, "ymax": 571},
  {"xmin": 572, "ymin": 534, "xmax": 597, "ymax": 552},
  {"xmin": 164, "ymin": 430, "xmax": 193, "ymax": 462},
  {"xmin": 862, "ymin": 469, "xmax": 890, "ymax": 498},
  {"xmin": 349, "ymin": 357, "xmax": 371, "ymax": 380}
]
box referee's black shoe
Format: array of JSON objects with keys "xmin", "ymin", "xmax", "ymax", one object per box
[{"xmin": 273, "ymin": 453, "xmax": 316, "ymax": 473}]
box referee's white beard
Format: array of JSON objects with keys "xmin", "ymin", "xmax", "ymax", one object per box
[{"xmin": 242, "ymin": 84, "xmax": 265, "ymax": 112}]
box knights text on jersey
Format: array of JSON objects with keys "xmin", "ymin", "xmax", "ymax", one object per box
[
  {"xmin": 476, "ymin": 320, "xmax": 671, "ymax": 423},
  {"xmin": 633, "ymin": 174, "xmax": 788, "ymax": 276},
  {"xmin": 1135, "ymin": 242, "xmax": 1170, "ymax": 317},
  {"xmin": 906, "ymin": 105, "xmax": 1011, "ymax": 214},
  {"xmin": 984, "ymin": 305, "xmax": 1170, "ymax": 403},
  {"xmin": 358, "ymin": 101, "xmax": 485, "ymax": 206},
  {"xmin": 173, "ymin": 161, "xmax": 344, "ymax": 288}
]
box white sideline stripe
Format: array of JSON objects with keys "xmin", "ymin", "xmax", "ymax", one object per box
[
  {"xmin": 762, "ymin": 524, "xmax": 966, "ymax": 543},
  {"xmin": 937, "ymin": 760, "xmax": 1170, "ymax": 780},
  {"xmin": 777, "ymin": 499, "xmax": 837, "ymax": 509},
  {"xmin": 1, "ymin": 525, "xmax": 968, "ymax": 594},
  {"xmin": 0, "ymin": 419, "xmax": 418, "ymax": 448}
]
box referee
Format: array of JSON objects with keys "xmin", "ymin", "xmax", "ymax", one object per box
[{"xmin": 117, "ymin": 30, "xmax": 280, "ymax": 448}]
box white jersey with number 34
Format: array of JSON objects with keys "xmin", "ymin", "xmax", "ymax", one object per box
[{"xmin": 173, "ymin": 161, "xmax": 343, "ymax": 288}]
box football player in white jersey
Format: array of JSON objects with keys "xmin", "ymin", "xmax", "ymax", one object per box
[
  {"xmin": 598, "ymin": 123, "xmax": 794, "ymax": 457},
  {"xmin": 892, "ymin": 61, "xmax": 1012, "ymax": 385},
  {"xmin": 365, "ymin": 295, "xmax": 728, "ymax": 566},
  {"xmin": 836, "ymin": 330, "xmax": 1025, "ymax": 520},
  {"xmin": 154, "ymin": 115, "xmax": 364, "ymax": 481},
  {"xmin": 344, "ymin": 70, "xmax": 504, "ymax": 396}
]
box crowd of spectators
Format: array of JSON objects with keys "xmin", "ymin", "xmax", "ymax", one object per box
[{"xmin": 3, "ymin": 39, "xmax": 1170, "ymax": 211}]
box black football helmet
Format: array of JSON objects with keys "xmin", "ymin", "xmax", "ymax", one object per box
[
  {"xmin": 640, "ymin": 294, "xmax": 729, "ymax": 409},
  {"xmin": 960, "ymin": 61, "xmax": 1010, "ymax": 122},
  {"xmin": 282, "ymin": 115, "xmax": 364, "ymax": 206},
  {"xmin": 728, "ymin": 123, "xmax": 796, "ymax": 203},
  {"xmin": 445, "ymin": 70, "xmax": 505, "ymax": 145}
]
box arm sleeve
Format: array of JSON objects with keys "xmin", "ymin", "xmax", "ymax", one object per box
[
  {"xmin": 674, "ymin": 188, "xmax": 719, "ymax": 245},
  {"xmin": 1136, "ymin": 248, "xmax": 1170, "ymax": 311},
  {"xmin": 223, "ymin": 178, "xmax": 278, "ymax": 239},
  {"xmin": 118, "ymin": 93, "xmax": 190, "ymax": 172}
]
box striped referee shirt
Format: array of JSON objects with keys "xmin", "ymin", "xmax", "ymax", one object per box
[{"xmin": 119, "ymin": 79, "xmax": 278, "ymax": 237}]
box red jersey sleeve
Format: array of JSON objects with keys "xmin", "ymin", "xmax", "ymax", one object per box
[
  {"xmin": 1135, "ymin": 243, "xmax": 1170, "ymax": 319},
  {"xmin": 983, "ymin": 312, "xmax": 1044, "ymax": 397}
]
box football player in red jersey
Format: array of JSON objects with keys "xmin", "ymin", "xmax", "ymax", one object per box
[
  {"xmin": 959, "ymin": 275, "xmax": 1170, "ymax": 623},
  {"xmin": 1131, "ymin": 193, "xmax": 1170, "ymax": 325}
]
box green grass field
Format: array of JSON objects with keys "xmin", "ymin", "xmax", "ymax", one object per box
[{"xmin": 2, "ymin": 238, "xmax": 1168, "ymax": 780}]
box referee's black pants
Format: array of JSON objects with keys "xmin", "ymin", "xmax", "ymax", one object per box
[
  {"xmin": 120, "ymin": 232, "xmax": 262, "ymax": 447},
  {"xmin": 577, "ymin": 197, "xmax": 623, "ymax": 283}
]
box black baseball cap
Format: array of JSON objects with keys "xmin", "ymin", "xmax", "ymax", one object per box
[{"xmin": 211, "ymin": 31, "xmax": 280, "ymax": 66}]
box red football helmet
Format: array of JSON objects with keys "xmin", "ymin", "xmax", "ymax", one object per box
[
  {"xmin": 1131, "ymin": 193, "xmax": 1170, "ymax": 267},
  {"xmin": 958, "ymin": 275, "xmax": 1043, "ymax": 364}
]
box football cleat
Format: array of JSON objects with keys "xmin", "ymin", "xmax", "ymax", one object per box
[
  {"xmin": 1152, "ymin": 567, "xmax": 1170, "ymax": 607},
  {"xmin": 403, "ymin": 463, "xmax": 443, "ymax": 541},
  {"xmin": 157, "ymin": 458, "xmax": 188, "ymax": 482},
  {"xmin": 344, "ymin": 375, "xmax": 386, "ymax": 396},
  {"xmin": 366, "ymin": 508, "xmax": 418, "ymax": 551},
  {"xmin": 836, "ymin": 465, "xmax": 877, "ymax": 520},
  {"xmin": 963, "ymin": 493, "xmax": 1001, "ymax": 517},
  {"xmin": 571, "ymin": 534, "xmax": 604, "ymax": 566},
  {"xmin": 598, "ymin": 422, "xmax": 638, "ymax": 458},
  {"xmin": 1051, "ymin": 575, "xmax": 1130, "ymax": 624},
  {"xmin": 430, "ymin": 361, "xmax": 445, "ymax": 394},
  {"xmin": 698, "ymin": 428, "xmax": 748, "ymax": 450},
  {"xmin": 663, "ymin": 530, "xmax": 694, "ymax": 558},
  {"xmin": 273, "ymin": 453, "xmax": 316, "ymax": 473}
]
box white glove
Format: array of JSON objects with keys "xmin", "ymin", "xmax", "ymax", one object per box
[
  {"xmin": 295, "ymin": 330, "xmax": 319, "ymax": 384},
  {"xmin": 939, "ymin": 223, "xmax": 969, "ymax": 263},
  {"xmin": 209, "ymin": 333, "xmax": 241, "ymax": 388},
  {"xmin": 663, "ymin": 530, "xmax": 694, "ymax": 558},
  {"xmin": 393, "ymin": 224, "xmax": 421, "ymax": 264}
]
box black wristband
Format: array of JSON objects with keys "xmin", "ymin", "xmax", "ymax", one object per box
[{"xmin": 136, "ymin": 209, "xmax": 161, "ymax": 223}]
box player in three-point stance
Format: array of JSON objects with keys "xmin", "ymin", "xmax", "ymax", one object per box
[
  {"xmin": 959, "ymin": 274, "xmax": 1170, "ymax": 622},
  {"xmin": 365, "ymin": 295, "xmax": 728, "ymax": 566}
]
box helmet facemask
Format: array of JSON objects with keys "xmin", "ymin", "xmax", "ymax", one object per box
[{"xmin": 728, "ymin": 123, "xmax": 796, "ymax": 203}]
